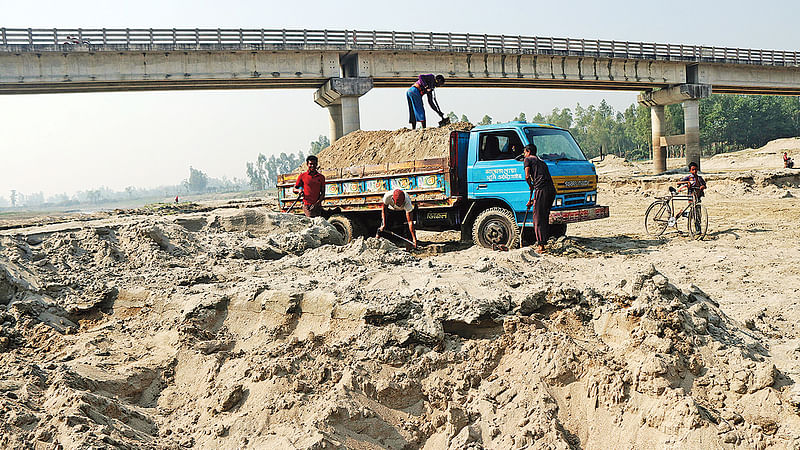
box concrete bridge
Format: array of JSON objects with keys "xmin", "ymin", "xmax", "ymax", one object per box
[{"xmin": 2, "ymin": 28, "xmax": 800, "ymax": 172}]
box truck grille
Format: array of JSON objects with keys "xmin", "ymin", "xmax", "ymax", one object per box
[{"xmin": 564, "ymin": 193, "xmax": 584, "ymax": 206}]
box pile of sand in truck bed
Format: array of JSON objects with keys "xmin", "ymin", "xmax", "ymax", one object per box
[{"xmin": 314, "ymin": 122, "xmax": 473, "ymax": 171}]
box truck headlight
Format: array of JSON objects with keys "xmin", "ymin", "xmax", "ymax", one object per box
[
  {"xmin": 555, "ymin": 198, "xmax": 563, "ymax": 207},
  {"xmin": 586, "ymin": 194, "xmax": 595, "ymax": 203}
]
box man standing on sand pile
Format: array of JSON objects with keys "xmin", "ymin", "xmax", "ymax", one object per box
[
  {"xmin": 523, "ymin": 144, "xmax": 556, "ymax": 254},
  {"xmin": 406, "ymin": 74, "xmax": 445, "ymax": 129},
  {"xmin": 379, "ymin": 189, "xmax": 418, "ymax": 248},
  {"xmin": 293, "ymin": 155, "xmax": 326, "ymax": 218}
]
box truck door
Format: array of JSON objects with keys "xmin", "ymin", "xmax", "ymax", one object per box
[{"xmin": 467, "ymin": 130, "xmax": 529, "ymax": 218}]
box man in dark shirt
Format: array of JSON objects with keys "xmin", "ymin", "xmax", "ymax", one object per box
[
  {"xmin": 293, "ymin": 155, "xmax": 326, "ymax": 217},
  {"xmin": 406, "ymin": 74, "xmax": 445, "ymax": 129},
  {"xmin": 523, "ymin": 144, "xmax": 556, "ymax": 254}
]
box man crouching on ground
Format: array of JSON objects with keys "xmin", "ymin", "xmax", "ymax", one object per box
[
  {"xmin": 379, "ymin": 189, "xmax": 418, "ymax": 248},
  {"xmin": 293, "ymin": 155, "xmax": 325, "ymax": 217}
]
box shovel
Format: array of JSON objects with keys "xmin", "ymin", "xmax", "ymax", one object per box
[
  {"xmin": 376, "ymin": 229, "xmax": 417, "ymax": 249},
  {"xmin": 438, "ymin": 116, "xmax": 451, "ymax": 127},
  {"xmin": 283, "ymin": 194, "xmax": 302, "ymax": 213},
  {"xmin": 518, "ymin": 188, "xmax": 534, "ymax": 248}
]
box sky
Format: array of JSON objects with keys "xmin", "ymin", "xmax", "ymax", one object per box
[{"xmin": 1, "ymin": 0, "xmax": 798, "ymax": 199}]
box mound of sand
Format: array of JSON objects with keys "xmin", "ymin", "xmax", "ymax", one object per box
[
  {"xmin": 2, "ymin": 197, "xmax": 800, "ymax": 448},
  {"xmin": 693, "ymin": 137, "xmax": 800, "ymax": 172},
  {"xmin": 594, "ymin": 154, "xmax": 646, "ymax": 176},
  {"xmin": 312, "ymin": 122, "xmax": 473, "ymax": 171}
]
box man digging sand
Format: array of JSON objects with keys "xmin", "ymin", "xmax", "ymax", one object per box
[{"xmin": 378, "ymin": 189, "xmax": 418, "ymax": 249}]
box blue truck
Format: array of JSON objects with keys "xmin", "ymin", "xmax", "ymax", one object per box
[{"xmin": 277, "ymin": 122, "xmax": 609, "ymax": 248}]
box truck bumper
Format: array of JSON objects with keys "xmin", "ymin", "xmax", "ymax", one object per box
[{"xmin": 550, "ymin": 205, "xmax": 609, "ymax": 224}]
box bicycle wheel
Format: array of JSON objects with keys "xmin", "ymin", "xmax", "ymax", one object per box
[
  {"xmin": 644, "ymin": 200, "xmax": 672, "ymax": 237},
  {"xmin": 688, "ymin": 204, "xmax": 708, "ymax": 239}
]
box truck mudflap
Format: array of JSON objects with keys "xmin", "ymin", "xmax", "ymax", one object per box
[{"xmin": 550, "ymin": 205, "xmax": 609, "ymax": 224}]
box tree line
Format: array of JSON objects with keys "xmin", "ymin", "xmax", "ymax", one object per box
[
  {"xmin": 1, "ymin": 170, "xmax": 248, "ymax": 209},
  {"xmin": 245, "ymin": 135, "xmax": 330, "ymax": 190},
  {"xmin": 449, "ymin": 94, "xmax": 800, "ymax": 160}
]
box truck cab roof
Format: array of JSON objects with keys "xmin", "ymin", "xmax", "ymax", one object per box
[{"xmin": 471, "ymin": 121, "xmax": 563, "ymax": 131}]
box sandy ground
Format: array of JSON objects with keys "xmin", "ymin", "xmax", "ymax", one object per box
[{"xmin": 1, "ymin": 138, "xmax": 800, "ymax": 449}]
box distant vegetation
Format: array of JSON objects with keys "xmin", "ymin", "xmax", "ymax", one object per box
[
  {"xmin": 245, "ymin": 135, "xmax": 330, "ymax": 190},
  {"xmin": 451, "ymin": 94, "xmax": 800, "ymax": 161},
  {"xmin": 0, "ymin": 169, "xmax": 249, "ymax": 210}
]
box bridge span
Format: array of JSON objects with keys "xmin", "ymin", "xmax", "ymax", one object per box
[{"xmin": 2, "ymin": 28, "xmax": 799, "ymax": 172}]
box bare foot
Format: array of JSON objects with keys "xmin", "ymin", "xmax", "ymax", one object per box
[{"xmin": 535, "ymin": 245, "xmax": 546, "ymax": 254}]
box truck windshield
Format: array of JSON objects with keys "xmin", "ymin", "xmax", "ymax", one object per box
[{"xmin": 523, "ymin": 128, "xmax": 587, "ymax": 161}]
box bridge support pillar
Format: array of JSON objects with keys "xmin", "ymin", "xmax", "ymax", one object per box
[
  {"xmin": 683, "ymin": 99, "xmax": 701, "ymax": 170},
  {"xmin": 327, "ymin": 104, "xmax": 344, "ymax": 143},
  {"xmin": 638, "ymin": 84, "xmax": 711, "ymax": 174},
  {"xmin": 314, "ymin": 77, "xmax": 373, "ymax": 142},
  {"xmin": 651, "ymin": 106, "xmax": 666, "ymax": 174}
]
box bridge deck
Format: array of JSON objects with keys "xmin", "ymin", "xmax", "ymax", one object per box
[{"xmin": 2, "ymin": 28, "xmax": 798, "ymax": 67}]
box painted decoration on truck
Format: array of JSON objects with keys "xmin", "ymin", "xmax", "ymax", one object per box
[
  {"xmin": 365, "ymin": 179, "xmax": 388, "ymax": 193},
  {"xmin": 417, "ymin": 174, "xmax": 440, "ymax": 189},
  {"xmin": 390, "ymin": 177, "xmax": 413, "ymax": 190},
  {"xmin": 326, "ymin": 184, "xmax": 340, "ymax": 195},
  {"xmin": 483, "ymin": 167, "xmax": 521, "ymax": 181},
  {"xmin": 343, "ymin": 182, "xmax": 361, "ymax": 194}
]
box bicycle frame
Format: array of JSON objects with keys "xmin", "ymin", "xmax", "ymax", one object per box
[{"xmin": 645, "ymin": 189, "xmax": 706, "ymax": 239}]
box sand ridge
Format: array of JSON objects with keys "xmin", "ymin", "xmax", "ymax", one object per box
[{"xmin": 1, "ymin": 137, "xmax": 800, "ymax": 448}]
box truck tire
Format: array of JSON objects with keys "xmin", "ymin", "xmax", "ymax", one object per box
[
  {"xmin": 549, "ymin": 223, "xmax": 567, "ymax": 239},
  {"xmin": 329, "ymin": 215, "xmax": 363, "ymax": 243},
  {"xmin": 472, "ymin": 207, "xmax": 519, "ymax": 249}
]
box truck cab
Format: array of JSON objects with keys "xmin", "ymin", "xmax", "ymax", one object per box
[{"xmin": 454, "ymin": 122, "xmax": 608, "ymax": 247}]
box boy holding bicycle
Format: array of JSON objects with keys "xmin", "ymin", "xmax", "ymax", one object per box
[{"xmin": 677, "ymin": 162, "xmax": 707, "ymax": 199}]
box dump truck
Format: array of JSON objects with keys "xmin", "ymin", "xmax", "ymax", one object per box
[{"xmin": 277, "ymin": 122, "xmax": 609, "ymax": 248}]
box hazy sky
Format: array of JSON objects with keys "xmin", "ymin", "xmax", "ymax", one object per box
[{"xmin": 1, "ymin": 0, "xmax": 798, "ymax": 198}]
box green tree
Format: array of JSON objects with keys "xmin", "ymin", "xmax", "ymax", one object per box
[
  {"xmin": 10, "ymin": 190, "xmax": 16, "ymax": 207},
  {"xmin": 87, "ymin": 189, "xmax": 101, "ymax": 204},
  {"xmin": 478, "ymin": 115, "xmax": 492, "ymax": 126},
  {"xmin": 309, "ymin": 135, "xmax": 330, "ymax": 155},
  {"xmin": 188, "ymin": 166, "xmax": 209, "ymax": 193},
  {"xmin": 530, "ymin": 113, "xmax": 546, "ymax": 123},
  {"xmin": 446, "ymin": 111, "xmax": 459, "ymax": 123},
  {"xmin": 460, "ymin": 114, "xmax": 470, "ymax": 123},
  {"xmin": 246, "ymin": 153, "xmax": 268, "ymax": 190},
  {"xmin": 513, "ymin": 112, "xmax": 527, "ymax": 122}
]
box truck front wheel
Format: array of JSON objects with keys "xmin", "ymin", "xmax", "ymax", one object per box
[
  {"xmin": 472, "ymin": 207, "xmax": 519, "ymax": 249},
  {"xmin": 329, "ymin": 215, "xmax": 363, "ymax": 243}
]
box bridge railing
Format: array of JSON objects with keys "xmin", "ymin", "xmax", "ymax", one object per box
[{"xmin": 1, "ymin": 28, "xmax": 797, "ymax": 67}]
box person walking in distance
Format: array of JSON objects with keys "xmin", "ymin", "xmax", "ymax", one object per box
[
  {"xmin": 406, "ymin": 74, "xmax": 445, "ymax": 129},
  {"xmin": 523, "ymin": 144, "xmax": 556, "ymax": 254},
  {"xmin": 379, "ymin": 189, "xmax": 418, "ymax": 248},
  {"xmin": 293, "ymin": 155, "xmax": 326, "ymax": 218}
]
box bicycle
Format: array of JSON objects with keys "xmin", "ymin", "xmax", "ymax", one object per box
[{"xmin": 644, "ymin": 187, "xmax": 708, "ymax": 239}]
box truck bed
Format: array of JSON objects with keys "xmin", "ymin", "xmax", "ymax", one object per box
[{"xmin": 277, "ymin": 157, "xmax": 459, "ymax": 212}]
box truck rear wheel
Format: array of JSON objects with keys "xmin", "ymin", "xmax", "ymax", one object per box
[
  {"xmin": 329, "ymin": 215, "xmax": 363, "ymax": 243},
  {"xmin": 472, "ymin": 207, "xmax": 519, "ymax": 249}
]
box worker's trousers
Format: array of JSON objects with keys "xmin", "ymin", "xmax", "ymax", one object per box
[{"xmin": 533, "ymin": 188, "xmax": 555, "ymax": 246}]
